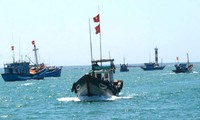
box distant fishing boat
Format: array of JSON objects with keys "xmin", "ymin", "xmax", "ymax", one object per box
[
  {"xmin": 1, "ymin": 46, "xmax": 47, "ymax": 82},
  {"xmin": 172, "ymin": 53, "xmax": 193, "ymax": 73},
  {"xmin": 45, "ymin": 66, "xmax": 62, "ymax": 77},
  {"xmin": 141, "ymin": 47, "xmax": 165, "ymax": 71},
  {"xmin": 71, "ymin": 14, "xmax": 123, "ymax": 97},
  {"xmin": 31, "ymin": 40, "xmax": 62, "ymax": 77},
  {"xmin": 120, "ymin": 57, "xmax": 129, "ymax": 72}
]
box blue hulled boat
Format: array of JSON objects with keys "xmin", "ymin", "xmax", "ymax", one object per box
[
  {"xmin": 31, "ymin": 40, "xmax": 62, "ymax": 77},
  {"xmin": 141, "ymin": 47, "xmax": 165, "ymax": 71},
  {"xmin": 141, "ymin": 62, "xmax": 165, "ymax": 71},
  {"xmin": 45, "ymin": 66, "xmax": 62, "ymax": 77},
  {"xmin": 1, "ymin": 62, "xmax": 47, "ymax": 82},
  {"xmin": 172, "ymin": 53, "xmax": 193, "ymax": 73}
]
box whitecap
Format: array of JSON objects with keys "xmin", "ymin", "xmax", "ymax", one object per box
[
  {"xmin": 21, "ymin": 83, "xmax": 33, "ymax": 86},
  {"xmin": 1, "ymin": 115, "xmax": 9, "ymax": 118},
  {"xmin": 57, "ymin": 97, "xmax": 81, "ymax": 102},
  {"xmin": 192, "ymin": 71, "xmax": 198, "ymax": 74},
  {"xmin": 57, "ymin": 95, "xmax": 133, "ymax": 102}
]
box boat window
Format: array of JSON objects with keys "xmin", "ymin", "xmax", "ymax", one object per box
[
  {"xmin": 104, "ymin": 73, "xmax": 109, "ymax": 80},
  {"xmin": 97, "ymin": 74, "xmax": 101, "ymax": 79}
]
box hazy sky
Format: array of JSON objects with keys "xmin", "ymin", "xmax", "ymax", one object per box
[{"xmin": 0, "ymin": 0, "xmax": 200, "ymax": 67}]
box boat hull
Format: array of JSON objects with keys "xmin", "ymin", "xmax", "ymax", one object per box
[
  {"xmin": 71, "ymin": 74, "xmax": 123, "ymax": 97},
  {"xmin": 120, "ymin": 69, "xmax": 129, "ymax": 72},
  {"xmin": 1, "ymin": 68, "xmax": 47, "ymax": 82},
  {"xmin": 141, "ymin": 66, "xmax": 165, "ymax": 71},
  {"xmin": 45, "ymin": 67, "xmax": 62, "ymax": 77},
  {"xmin": 172, "ymin": 69, "xmax": 192, "ymax": 73}
]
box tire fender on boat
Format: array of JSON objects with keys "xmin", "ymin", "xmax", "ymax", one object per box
[
  {"xmin": 76, "ymin": 84, "xmax": 81, "ymax": 91},
  {"xmin": 99, "ymin": 83, "xmax": 107, "ymax": 90}
]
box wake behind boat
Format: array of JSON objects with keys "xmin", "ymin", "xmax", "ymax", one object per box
[
  {"xmin": 141, "ymin": 47, "xmax": 165, "ymax": 71},
  {"xmin": 71, "ymin": 59, "xmax": 123, "ymax": 97}
]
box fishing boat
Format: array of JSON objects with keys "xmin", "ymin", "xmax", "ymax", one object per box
[
  {"xmin": 172, "ymin": 53, "xmax": 193, "ymax": 73},
  {"xmin": 45, "ymin": 66, "xmax": 62, "ymax": 77},
  {"xmin": 120, "ymin": 57, "xmax": 129, "ymax": 72},
  {"xmin": 31, "ymin": 40, "xmax": 62, "ymax": 77},
  {"xmin": 1, "ymin": 62, "xmax": 47, "ymax": 82},
  {"xmin": 141, "ymin": 47, "xmax": 165, "ymax": 71},
  {"xmin": 71, "ymin": 14, "xmax": 123, "ymax": 97},
  {"xmin": 1, "ymin": 46, "xmax": 47, "ymax": 81},
  {"xmin": 71, "ymin": 59, "xmax": 123, "ymax": 97}
]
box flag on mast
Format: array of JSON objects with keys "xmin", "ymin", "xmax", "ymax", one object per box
[
  {"xmin": 32, "ymin": 40, "xmax": 35, "ymax": 45},
  {"xmin": 11, "ymin": 46, "xmax": 14, "ymax": 51},
  {"xmin": 95, "ymin": 24, "xmax": 100, "ymax": 34},
  {"xmin": 93, "ymin": 14, "xmax": 101, "ymax": 34},
  {"xmin": 93, "ymin": 14, "xmax": 100, "ymax": 22}
]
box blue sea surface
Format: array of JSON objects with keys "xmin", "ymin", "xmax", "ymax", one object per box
[{"xmin": 0, "ymin": 63, "xmax": 200, "ymax": 119}]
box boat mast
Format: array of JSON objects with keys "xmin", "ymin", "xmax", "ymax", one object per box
[
  {"xmin": 88, "ymin": 18, "xmax": 93, "ymax": 63},
  {"xmin": 109, "ymin": 51, "xmax": 111, "ymax": 59},
  {"xmin": 18, "ymin": 38, "xmax": 21, "ymax": 62},
  {"xmin": 98, "ymin": 6, "xmax": 102, "ymax": 67},
  {"xmin": 32, "ymin": 40, "xmax": 39, "ymax": 65},
  {"xmin": 187, "ymin": 53, "xmax": 189, "ymax": 66}
]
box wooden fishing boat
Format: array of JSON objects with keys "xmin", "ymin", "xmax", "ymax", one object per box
[
  {"xmin": 71, "ymin": 59, "xmax": 123, "ymax": 97},
  {"xmin": 71, "ymin": 14, "xmax": 123, "ymax": 97}
]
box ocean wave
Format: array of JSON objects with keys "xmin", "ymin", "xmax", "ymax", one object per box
[
  {"xmin": 21, "ymin": 83, "xmax": 34, "ymax": 86},
  {"xmin": 192, "ymin": 71, "xmax": 198, "ymax": 74}
]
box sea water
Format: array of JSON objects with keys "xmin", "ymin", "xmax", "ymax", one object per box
[{"xmin": 0, "ymin": 64, "xmax": 200, "ymax": 119}]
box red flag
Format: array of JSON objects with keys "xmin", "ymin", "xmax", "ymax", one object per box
[
  {"xmin": 95, "ymin": 24, "xmax": 100, "ymax": 34},
  {"xmin": 11, "ymin": 46, "xmax": 14, "ymax": 51},
  {"xmin": 32, "ymin": 40, "xmax": 35, "ymax": 45},
  {"xmin": 93, "ymin": 14, "xmax": 100, "ymax": 22}
]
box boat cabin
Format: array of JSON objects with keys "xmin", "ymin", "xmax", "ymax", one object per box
[
  {"xmin": 90, "ymin": 69, "xmax": 114, "ymax": 81},
  {"xmin": 90, "ymin": 59, "xmax": 115, "ymax": 81},
  {"xmin": 91, "ymin": 59, "xmax": 115, "ymax": 71},
  {"xmin": 4, "ymin": 62, "xmax": 30, "ymax": 74}
]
